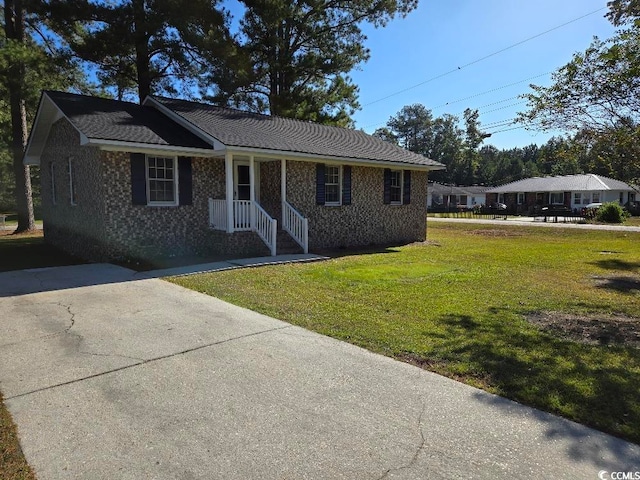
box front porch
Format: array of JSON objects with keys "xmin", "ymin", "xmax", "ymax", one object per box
[{"xmin": 207, "ymin": 154, "xmax": 308, "ymax": 256}]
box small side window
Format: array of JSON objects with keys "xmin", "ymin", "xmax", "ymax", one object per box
[
  {"xmin": 50, "ymin": 162, "xmax": 57, "ymax": 205},
  {"xmin": 68, "ymin": 157, "xmax": 76, "ymax": 206}
]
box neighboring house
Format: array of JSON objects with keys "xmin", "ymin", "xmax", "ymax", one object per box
[
  {"xmin": 24, "ymin": 91, "xmax": 444, "ymax": 262},
  {"xmin": 427, "ymin": 182, "xmax": 488, "ymax": 209},
  {"xmin": 485, "ymin": 174, "xmax": 636, "ymax": 214}
]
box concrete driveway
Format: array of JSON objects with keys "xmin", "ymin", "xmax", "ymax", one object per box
[{"xmin": 0, "ymin": 264, "xmax": 638, "ymax": 479}]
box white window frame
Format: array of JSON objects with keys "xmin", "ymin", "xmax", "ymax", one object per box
[
  {"xmin": 68, "ymin": 157, "xmax": 76, "ymax": 206},
  {"xmin": 549, "ymin": 192, "xmax": 563, "ymax": 204},
  {"xmin": 574, "ymin": 193, "xmax": 582, "ymax": 205},
  {"xmin": 50, "ymin": 162, "xmax": 57, "ymax": 206},
  {"xmin": 592, "ymin": 192, "xmax": 601, "ymax": 203},
  {"xmin": 324, "ymin": 164, "xmax": 342, "ymax": 206},
  {"xmin": 517, "ymin": 192, "xmax": 525, "ymax": 205},
  {"xmin": 389, "ymin": 169, "xmax": 403, "ymax": 205},
  {"xmin": 146, "ymin": 155, "xmax": 179, "ymax": 206}
]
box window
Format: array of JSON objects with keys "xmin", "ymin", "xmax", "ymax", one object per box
[
  {"xmin": 517, "ymin": 192, "xmax": 525, "ymax": 205},
  {"xmin": 50, "ymin": 162, "xmax": 57, "ymax": 205},
  {"xmin": 498, "ymin": 193, "xmax": 505, "ymax": 204},
  {"xmin": 146, "ymin": 155, "xmax": 178, "ymax": 205},
  {"xmin": 389, "ymin": 170, "xmax": 402, "ymax": 204},
  {"xmin": 592, "ymin": 192, "xmax": 600, "ymax": 203},
  {"xmin": 68, "ymin": 157, "xmax": 76, "ymax": 205},
  {"xmin": 459, "ymin": 195, "xmax": 468, "ymax": 206},
  {"xmin": 549, "ymin": 192, "xmax": 563, "ymax": 204},
  {"xmin": 574, "ymin": 193, "xmax": 581, "ymax": 205},
  {"xmin": 324, "ymin": 165, "xmax": 341, "ymax": 205}
]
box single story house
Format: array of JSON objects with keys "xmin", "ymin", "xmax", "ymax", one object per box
[
  {"xmin": 427, "ymin": 182, "xmax": 488, "ymax": 209},
  {"xmin": 24, "ymin": 91, "xmax": 444, "ymax": 262},
  {"xmin": 485, "ymin": 174, "xmax": 636, "ymax": 214}
]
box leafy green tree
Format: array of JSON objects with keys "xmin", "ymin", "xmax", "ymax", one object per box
[
  {"xmin": 37, "ymin": 0, "xmax": 234, "ymax": 102},
  {"xmin": 207, "ymin": 0, "xmax": 418, "ymax": 126},
  {"xmin": 518, "ymin": 0, "xmax": 640, "ymax": 184},
  {"xmin": 2, "ymin": 1, "xmax": 89, "ymax": 226}
]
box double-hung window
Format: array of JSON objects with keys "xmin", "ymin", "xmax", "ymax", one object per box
[
  {"xmin": 517, "ymin": 192, "xmax": 525, "ymax": 205},
  {"xmin": 389, "ymin": 170, "xmax": 402, "ymax": 204},
  {"xmin": 324, "ymin": 165, "xmax": 341, "ymax": 205},
  {"xmin": 592, "ymin": 192, "xmax": 601, "ymax": 203},
  {"xmin": 147, "ymin": 155, "xmax": 178, "ymax": 205},
  {"xmin": 574, "ymin": 193, "xmax": 582, "ymax": 205}
]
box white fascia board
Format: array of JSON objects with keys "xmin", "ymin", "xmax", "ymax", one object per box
[
  {"xmin": 143, "ymin": 96, "xmax": 226, "ymax": 151},
  {"xmin": 87, "ymin": 138, "xmax": 219, "ymax": 157},
  {"xmin": 23, "ymin": 93, "xmax": 81, "ymax": 165},
  {"xmin": 225, "ymin": 146, "xmax": 444, "ymax": 171}
]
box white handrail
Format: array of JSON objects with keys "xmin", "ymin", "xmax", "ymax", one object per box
[
  {"xmin": 254, "ymin": 203, "xmax": 277, "ymax": 256},
  {"xmin": 209, "ymin": 199, "xmax": 278, "ymax": 255},
  {"xmin": 282, "ymin": 201, "xmax": 308, "ymax": 254}
]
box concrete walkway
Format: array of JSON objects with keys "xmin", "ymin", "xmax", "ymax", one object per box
[
  {"xmin": 133, "ymin": 253, "xmax": 328, "ymax": 279},
  {"xmin": 428, "ymin": 216, "xmax": 640, "ymax": 232},
  {"xmin": 0, "ymin": 264, "xmax": 638, "ymax": 479}
]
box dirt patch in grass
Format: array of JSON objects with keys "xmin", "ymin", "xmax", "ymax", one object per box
[
  {"xmin": 465, "ymin": 229, "xmax": 524, "ymax": 237},
  {"xmin": 527, "ymin": 311, "xmax": 640, "ymax": 348}
]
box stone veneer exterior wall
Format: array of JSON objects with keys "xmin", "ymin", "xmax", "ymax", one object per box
[
  {"xmin": 39, "ymin": 118, "xmax": 269, "ymax": 262},
  {"xmin": 39, "ymin": 119, "xmax": 428, "ymax": 261},
  {"xmin": 40, "ymin": 119, "xmax": 110, "ymax": 260},
  {"xmin": 285, "ymin": 161, "xmax": 428, "ymax": 250}
]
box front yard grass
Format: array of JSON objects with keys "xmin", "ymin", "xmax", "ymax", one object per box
[{"xmin": 170, "ymin": 222, "xmax": 640, "ymax": 444}]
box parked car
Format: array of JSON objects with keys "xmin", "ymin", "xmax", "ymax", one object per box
[
  {"xmin": 624, "ymin": 200, "xmax": 640, "ymax": 216},
  {"xmin": 581, "ymin": 202, "xmax": 602, "ymax": 217}
]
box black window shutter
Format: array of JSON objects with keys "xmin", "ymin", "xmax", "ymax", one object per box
[
  {"xmin": 316, "ymin": 163, "xmax": 326, "ymax": 205},
  {"xmin": 178, "ymin": 157, "xmax": 193, "ymax": 205},
  {"xmin": 403, "ymin": 170, "xmax": 411, "ymax": 205},
  {"xmin": 130, "ymin": 153, "xmax": 147, "ymax": 205},
  {"xmin": 383, "ymin": 168, "xmax": 391, "ymax": 204},
  {"xmin": 342, "ymin": 165, "xmax": 352, "ymax": 205}
]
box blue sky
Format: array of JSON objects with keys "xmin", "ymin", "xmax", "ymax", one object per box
[{"xmin": 351, "ymin": 0, "xmax": 616, "ymax": 149}]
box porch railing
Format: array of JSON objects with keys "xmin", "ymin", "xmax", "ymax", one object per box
[
  {"xmin": 209, "ymin": 198, "xmax": 227, "ymax": 231},
  {"xmin": 254, "ymin": 203, "xmax": 277, "ymax": 256},
  {"xmin": 233, "ymin": 200, "xmax": 252, "ymax": 231},
  {"xmin": 283, "ymin": 201, "xmax": 308, "ymax": 254},
  {"xmin": 208, "ymin": 198, "xmax": 277, "ymax": 256}
]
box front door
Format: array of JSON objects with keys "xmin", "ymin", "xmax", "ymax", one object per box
[{"xmin": 234, "ymin": 163, "xmax": 250, "ymax": 200}]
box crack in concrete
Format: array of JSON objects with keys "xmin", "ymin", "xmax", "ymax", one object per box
[
  {"xmin": 377, "ymin": 401, "xmax": 428, "ymax": 480},
  {"xmin": 78, "ymin": 350, "xmax": 146, "ymax": 362},
  {"xmin": 5, "ymin": 325, "xmax": 293, "ymax": 401},
  {"xmin": 0, "ymin": 301, "xmax": 78, "ymax": 348}
]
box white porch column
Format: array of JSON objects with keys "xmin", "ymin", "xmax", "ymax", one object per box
[
  {"xmin": 225, "ymin": 151, "xmax": 234, "ymax": 233},
  {"xmin": 281, "ymin": 158, "xmax": 286, "ymax": 223},
  {"xmin": 249, "ymin": 155, "xmax": 256, "ymax": 229}
]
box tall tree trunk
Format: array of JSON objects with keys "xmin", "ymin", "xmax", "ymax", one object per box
[
  {"xmin": 4, "ymin": 0, "xmax": 35, "ymax": 232},
  {"xmin": 132, "ymin": 0, "xmax": 151, "ymax": 102}
]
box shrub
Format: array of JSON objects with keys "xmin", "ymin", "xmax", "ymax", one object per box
[{"xmin": 595, "ymin": 202, "xmax": 629, "ymax": 223}]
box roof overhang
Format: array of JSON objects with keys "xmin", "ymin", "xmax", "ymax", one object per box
[
  {"xmin": 87, "ymin": 139, "xmax": 219, "ymax": 157},
  {"xmin": 23, "ymin": 92, "xmax": 88, "ymax": 166},
  {"xmin": 223, "ymin": 146, "xmax": 445, "ymax": 171}
]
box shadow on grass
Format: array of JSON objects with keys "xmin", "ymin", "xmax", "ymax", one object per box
[
  {"xmin": 401, "ymin": 313, "xmax": 640, "ymax": 463},
  {"xmin": 594, "ymin": 276, "xmax": 640, "ymax": 294},
  {"xmin": 591, "ymin": 258, "xmax": 640, "ymax": 272}
]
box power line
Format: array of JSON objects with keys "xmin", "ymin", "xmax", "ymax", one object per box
[{"xmin": 361, "ymin": 6, "xmax": 605, "ymax": 108}]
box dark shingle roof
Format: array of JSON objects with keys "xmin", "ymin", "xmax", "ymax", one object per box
[
  {"xmin": 45, "ymin": 91, "xmax": 212, "ymax": 149},
  {"xmin": 153, "ymin": 96, "xmax": 442, "ymax": 167},
  {"xmin": 486, "ymin": 174, "xmax": 633, "ymax": 193}
]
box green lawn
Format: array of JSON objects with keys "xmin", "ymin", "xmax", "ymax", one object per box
[
  {"xmin": 170, "ymin": 223, "xmax": 640, "ymax": 444},
  {"xmin": 0, "ymin": 230, "xmax": 83, "ymax": 273}
]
